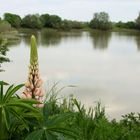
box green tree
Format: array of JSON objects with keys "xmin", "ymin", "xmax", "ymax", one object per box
[
  {"xmin": 48, "ymin": 15, "xmax": 62, "ymax": 28},
  {"xmin": 125, "ymin": 21, "xmax": 136, "ymax": 29},
  {"xmin": 115, "ymin": 21, "xmax": 125, "ymax": 28},
  {"xmin": 40, "ymin": 14, "xmax": 62, "ymax": 28},
  {"xmin": 4, "ymin": 13, "xmax": 21, "ymax": 28},
  {"xmin": 115, "ymin": 21, "xmax": 136, "ymax": 29},
  {"xmin": 40, "ymin": 14, "xmax": 51, "ymax": 27},
  {"xmin": 22, "ymin": 14, "xmax": 43, "ymax": 29},
  {"xmin": 61, "ymin": 20, "xmax": 84, "ymax": 30},
  {"xmin": 70, "ymin": 20, "xmax": 83, "ymax": 29},
  {"xmin": 89, "ymin": 12, "xmax": 112, "ymax": 30},
  {"xmin": 61, "ymin": 20, "xmax": 72, "ymax": 30},
  {"xmin": 135, "ymin": 12, "xmax": 140, "ymax": 29}
]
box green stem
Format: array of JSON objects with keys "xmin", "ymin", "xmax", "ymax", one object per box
[
  {"xmin": 0, "ymin": 81, "xmax": 4, "ymax": 102},
  {"xmin": 0, "ymin": 107, "xmax": 4, "ymax": 140}
]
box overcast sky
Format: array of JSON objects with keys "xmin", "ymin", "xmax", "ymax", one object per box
[{"xmin": 0, "ymin": 0, "xmax": 140, "ymax": 22}]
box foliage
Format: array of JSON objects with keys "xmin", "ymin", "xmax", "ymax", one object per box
[
  {"xmin": 38, "ymin": 14, "xmax": 62, "ymax": 29},
  {"xmin": 135, "ymin": 12, "xmax": 140, "ymax": 29},
  {"xmin": 42, "ymin": 84, "xmax": 140, "ymax": 140},
  {"xmin": 0, "ymin": 38, "xmax": 10, "ymax": 72},
  {"xmin": 25, "ymin": 102, "xmax": 77, "ymax": 140},
  {"xmin": 0, "ymin": 20, "xmax": 11, "ymax": 33},
  {"xmin": 61, "ymin": 20, "xmax": 84, "ymax": 30},
  {"xmin": 89, "ymin": 12, "xmax": 112, "ymax": 30},
  {"xmin": 41, "ymin": 14, "xmax": 62, "ymax": 29},
  {"xmin": 1, "ymin": 12, "xmax": 140, "ymax": 31},
  {"xmin": 1, "ymin": 13, "xmax": 85, "ymax": 30},
  {"xmin": 43, "ymin": 90, "xmax": 140, "ymax": 140},
  {"xmin": 0, "ymin": 81, "xmax": 139, "ymax": 139},
  {"xmin": 0, "ymin": 81, "xmax": 77, "ymax": 140},
  {"xmin": 4, "ymin": 13, "xmax": 22, "ymax": 28},
  {"xmin": 40, "ymin": 14, "xmax": 50, "ymax": 27},
  {"xmin": 0, "ymin": 81, "xmax": 41, "ymax": 140},
  {"xmin": 22, "ymin": 14, "xmax": 43, "ymax": 29},
  {"xmin": 115, "ymin": 21, "xmax": 136, "ymax": 29}
]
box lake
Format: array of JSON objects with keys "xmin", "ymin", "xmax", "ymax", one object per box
[{"xmin": 1, "ymin": 29, "xmax": 140, "ymax": 119}]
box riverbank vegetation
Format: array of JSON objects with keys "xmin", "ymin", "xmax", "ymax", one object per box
[
  {"xmin": 0, "ymin": 12, "xmax": 140, "ymax": 31},
  {"xmin": 0, "ymin": 81, "xmax": 140, "ymax": 140},
  {"xmin": 0, "ymin": 38, "xmax": 10, "ymax": 71}
]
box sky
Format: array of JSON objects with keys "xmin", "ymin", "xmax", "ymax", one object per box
[{"xmin": 0, "ymin": 0, "xmax": 140, "ymax": 22}]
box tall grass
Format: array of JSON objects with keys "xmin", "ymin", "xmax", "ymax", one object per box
[{"xmin": 43, "ymin": 84, "xmax": 140, "ymax": 140}]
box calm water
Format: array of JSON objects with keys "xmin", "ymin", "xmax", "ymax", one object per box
[{"xmin": 1, "ymin": 29, "xmax": 140, "ymax": 119}]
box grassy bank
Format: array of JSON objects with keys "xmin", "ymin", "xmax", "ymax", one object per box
[
  {"xmin": 17, "ymin": 26, "xmax": 140, "ymax": 34},
  {"xmin": 0, "ymin": 81, "xmax": 140, "ymax": 140}
]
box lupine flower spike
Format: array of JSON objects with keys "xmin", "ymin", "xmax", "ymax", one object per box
[{"xmin": 22, "ymin": 35, "xmax": 44, "ymax": 107}]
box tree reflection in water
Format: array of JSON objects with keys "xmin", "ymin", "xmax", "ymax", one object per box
[
  {"xmin": 21, "ymin": 29, "xmax": 82, "ymax": 47},
  {"xmin": 113, "ymin": 31, "xmax": 140, "ymax": 51},
  {"xmin": 89, "ymin": 30, "xmax": 111, "ymax": 50},
  {"xmin": 135, "ymin": 35, "xmax": 140, "ymax": 51}
]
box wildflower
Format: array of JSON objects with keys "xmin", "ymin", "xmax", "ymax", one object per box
[{"xmin": 21, "ymin": 35, "xmax": 44, "ymax": 107}]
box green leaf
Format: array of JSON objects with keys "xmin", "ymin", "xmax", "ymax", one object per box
[
  {"xmin": 18, "ymin": 99, "xmax": 40, "ymax": 104},
  {"xmin": 4, "ymin": 84, "xmax": 24, "ymax": 102},
  {"xmin": 0, "ymin": 81, "xmax": 9, "ymax": 86},
  {"xmin": 43, "ymin": 102, "xmax": 53, "ymax": 120},
  {"xmin": 25, "ymin": 129, "xmax": 44, "ymax": 140},
  {"xmin": 9, "ymin": 108, "xmax": 29, "ymax": 131},
  {"xmin": 46, "ymin": 113, "xmax": 73, "ymax": 127},
  {"xmin": 3, "ymin": 107, "xmax": 10, "ymax": 130},
  {"xmin": 47, "ymin": 127, "xmax": 77, "ymax": 138},
  {"xmin": 0, "ymin": 81, "xmax": 9, "ymax": 101},
  {"xmin": 45, "ymin": 131, "xmax": 57, "ymax": 140},
  {"xmin": 7, "ymin": 102, "xmax": 39, "ymax": 113},
  {"xmin": 3, "ymin": 84, "xmax": 14, "ymax": 102}
]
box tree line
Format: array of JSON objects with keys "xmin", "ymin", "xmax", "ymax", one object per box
[
  {"xmin": 0, "ymin": 13, "xmax": 87, "ymax": 30},
  {"xmin": 89, "ymin": 12, "xmax": 140, "ymax": 30},
  {"xmin": 0, "ymin": 12, "xmax": 140, "ymax": 31}
]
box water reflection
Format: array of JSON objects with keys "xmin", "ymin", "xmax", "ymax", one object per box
[
  {"xmin": 20, "ymin": 29, "xmax": 83, "ymax": 47},
  {"xmin": 135, "ymin": 36, "xmax": 140, "ymax": 51},
  {"xmin": 89, "ymin": 31, "xmax": 111, "ymax": 50},
  {"xmin": 19, "ymin": 29, "xmax": 39, "ymax": 45},
  {"xmin": 113, "ymin": 31, "xmax": 140, "ymax": 51},
  {"xmin": 40, "ymin": 29, "xmax": 62, "ymax": 46}
]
